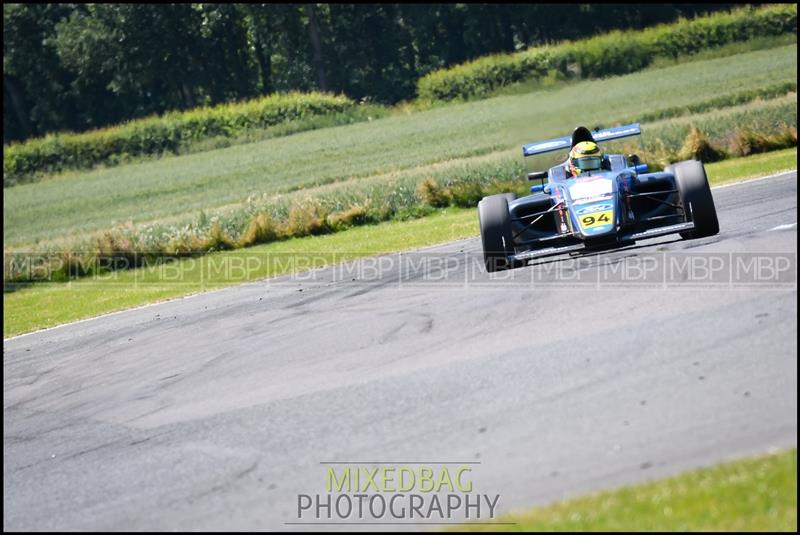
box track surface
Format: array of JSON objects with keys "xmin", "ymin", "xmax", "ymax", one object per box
[{"xmin": 4, "ymin": 172, "xmax": 797, "ymax": 530}]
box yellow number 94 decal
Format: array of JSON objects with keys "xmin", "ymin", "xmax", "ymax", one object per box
[{"xmin": 579, "ymin": 210, "xmax": 613, "ymax": 229}]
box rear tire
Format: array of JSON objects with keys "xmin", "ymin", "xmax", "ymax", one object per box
[
  {"xmin": 668, "ymin": 160, "xmax": 719, "ymax": 239},
  {"xmin": 478, "ymin": 194, "xmax": 515, "ymax": 272}
]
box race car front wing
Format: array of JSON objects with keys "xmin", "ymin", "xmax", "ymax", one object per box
[{"xmin": 509, "ymin": 221, "xmax": 695, "ymax": 264}]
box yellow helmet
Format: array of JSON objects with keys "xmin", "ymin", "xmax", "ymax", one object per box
[{"xmin": 569, "ymin": 141, "xmax": 603, "ymax": 175}]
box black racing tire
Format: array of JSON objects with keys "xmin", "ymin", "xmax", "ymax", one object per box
[
  {"xmin": 503, "ymin": 192, "xmax": 517, "ymax": 204},
  {"xmin": 668, "ymin": 160, "xmax": 719, "ymax": 239},
  {"xmin": 478, "ymin": 194, "xmax": 515, "ymax": 272}
]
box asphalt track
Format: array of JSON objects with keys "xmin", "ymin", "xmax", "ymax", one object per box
[{"xmin": 4, "ymin": 172, "xmax": 797, "ymax": 530}]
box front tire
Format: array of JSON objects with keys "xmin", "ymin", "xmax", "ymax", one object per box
[
  {"xmin": 668, "ymin": 160, "xmax": 719, "ymax": 239},
  {"xmin": 478, "ymin": 194, "xmax": 515, "ymax": 272}
]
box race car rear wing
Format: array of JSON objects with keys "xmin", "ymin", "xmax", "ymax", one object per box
[{"xmin": 522, "ymin": 123, "xmax": 641, "ymax": 157}]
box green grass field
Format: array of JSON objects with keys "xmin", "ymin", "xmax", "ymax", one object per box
[
  {"xmin": 4, "ymin": 44, "xmax": 796, "ymax": 248},
  {"xmin": 459, "ymin": 449, "xmax": 796, "ymax": 532},
  {"xmin": 488, "ymin": 33, "xmax": 798, "ymax": 99},
  {"xmin": 4, "ymin": 147, "xmax": 795, "ymax": 338}
]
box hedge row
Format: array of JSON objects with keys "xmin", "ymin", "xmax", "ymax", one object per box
[
  {"xmin": 417, "ymin": 4, "xmax": 797, "ymax": 102},
  {"xmin": 3, "ymin": 92, "xmax": 356, "ymax": 186},
  {"xmin": 5, "ymin": 97, "xmax": 796, "ymax": 284}
]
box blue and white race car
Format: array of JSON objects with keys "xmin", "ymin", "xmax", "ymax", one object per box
[{"xmin": 478, "ymin": 124, "xmax": 719, "ymax": 272}]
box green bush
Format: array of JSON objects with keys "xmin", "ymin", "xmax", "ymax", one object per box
[
  {"xmin": 728, "ymin": 126, "xmax": 798, "ymax": 157},
  {"xmin": 678, "ymin": 126, "xmax": 728, "ymax": 162},
  {"xmin": 3, "ymin": 92, "xmax": 356, "ymax": 186},
  {"xmin": 417, "ymin": 4, "xmax": 797, "ymax": 102},
  {"xmin": 416, "ymin": 177, "xmax": 451, "ymax": 207},
  {"xmin": 326, "ymin": 204, "xmax": 372, "ymax": 231},
  {"xmin": 239, "ymin": 212, "xmax": 280, "ymax": 248},
  {"xmin": 284, "ymin": 200, "xmax": 331, "ymax": 238},
  {"xmin": 204, "ymin": 223, "xmax": 236, "ymax": 252}
]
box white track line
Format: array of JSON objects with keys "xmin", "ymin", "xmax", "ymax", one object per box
[{"xmin": 5, "ymin": 169, "xmax": 797, "ymax": 343}]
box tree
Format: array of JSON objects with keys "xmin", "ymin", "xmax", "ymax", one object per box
[
  {"xmin": 304, "ymin": 3, "xmax": 327, "ymax": 92},
  {"xmin": 53, "ymin": 4, "xmax": 260, "ymax": 121},
  {"xmin": 3, "ymin": 3, "xmax": 77, "ymax": 141},
  {"xmin": 240, "ymin": 4, "xmax": 274, "ymax": 95},
  {"xmin": 325, "ymin": 4, "xmax": 417, "ymax": 102}
]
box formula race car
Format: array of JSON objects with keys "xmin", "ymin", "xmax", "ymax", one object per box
[{"xmin": 478, "ymin": 123, "xmax": 719, "ymax": 272}]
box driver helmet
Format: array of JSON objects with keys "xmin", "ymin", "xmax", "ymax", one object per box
[{"xmin": 569, "ymin": 141, "xmax": 603, "ymax": 176}]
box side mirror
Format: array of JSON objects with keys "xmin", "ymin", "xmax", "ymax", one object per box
[
  {"xmin": 530, "ymin": 184, "xmax": 544, "ymax": 193},
  {"xmin": 527, "ymin": 171, "xmax": 548, "ymax": 181},
  {"xmin": 635, "ymin": 163, "xmax": 649, "ymax": 173}
]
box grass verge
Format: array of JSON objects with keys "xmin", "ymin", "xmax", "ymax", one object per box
[
  {"xmin": 702, "ymin": 147, "xmax": 797, "ymax": 185},
  {"xmin": 456, "ymin": 448, "xmax": 796, "ymax": 532},
  {"xmin": 3, "ymin": 148, "xmax": 796, "ymax": 338},
  {"xmin": 3, "ymin": 207, "xmax": 476, "ymax": 338}
]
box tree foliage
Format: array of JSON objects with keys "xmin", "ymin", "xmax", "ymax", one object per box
[{"xmin": 4, "ymin": 3, "xmax": 734, "ymax": 143}]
